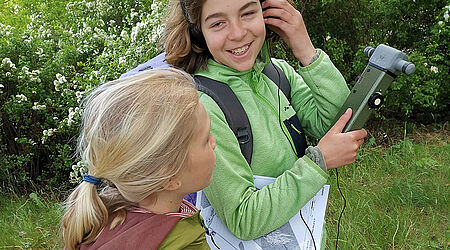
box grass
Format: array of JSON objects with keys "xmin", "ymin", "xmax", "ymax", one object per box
[
  {"xmin": 0, "ymin": 192, "xmax": 63, "ymax": 249},
  {"xmin": 0, "ymin": 130, "xmax": 448, "ymax": 249},
  {"xmin": 325, "ymin": 128, "xmax": 450, "ymax": 249}
]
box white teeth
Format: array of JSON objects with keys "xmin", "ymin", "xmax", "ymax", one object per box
[{"xmin": 230, "ymin": 44, "xmax": 249, "ymax": 55}]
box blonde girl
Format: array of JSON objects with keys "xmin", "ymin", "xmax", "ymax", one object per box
[{"xmin": 61, "ymin": 68, "xmax": 216, "ymax": 249}]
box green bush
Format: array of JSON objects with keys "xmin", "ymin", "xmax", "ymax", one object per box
[
  {"xmin": 0, "ymin": 0, "xmax": 448, "ymax": 193},
  {"xmin": 298, "ymin": 0, "xmax": 449, "ymax": 123},
  {"xmin": 0, "ymin": 0, "xmax": 166, "ymax": 193}
]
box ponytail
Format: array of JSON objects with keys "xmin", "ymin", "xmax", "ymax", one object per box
[{"xmin": 61, "ymin": 182, "xmax": 108, "ymax": 250}]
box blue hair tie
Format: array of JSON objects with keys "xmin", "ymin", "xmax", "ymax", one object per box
[{"xmin": 83, "ymin": 174, "xmax": 101, "ymax": 186}]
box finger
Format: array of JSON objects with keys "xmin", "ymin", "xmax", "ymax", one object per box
[
  {"xmin": 264, "ymin": 18, "xmax": 289, "ymax": 34},
  {"xmin": 357, "ymin": 138, "xmax": 365, "ymax": 146},
  {"xmin": 329, "ymin": 108, "xmax": 352, "ymax": 133},
  {"xmin": 262, "ymin": 0, "xmax": 293, "ymax": 11},
  {"xmin": 262, "ymin": 5, "xmax": 294, "ymax": 21},
  {"xmin": 346, "ymin": 128, "xmax": 368, "ymax": 141}
]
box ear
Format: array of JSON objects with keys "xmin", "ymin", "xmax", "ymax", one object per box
[{"xmin": 162, "ymin": 176, "xmax": 182, "ymax": 191}]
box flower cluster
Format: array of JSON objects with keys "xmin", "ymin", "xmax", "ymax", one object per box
[
  {"xmin": 0, "ymin": 0, "xmax": 168, "ymax": 190},
  {"xmin": 70, "ymin": 161, "xmax": 88, "ymax": 183}
]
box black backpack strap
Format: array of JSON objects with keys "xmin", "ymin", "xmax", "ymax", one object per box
[
  {"xmin": 195, "ymin": 76, "xmax": 253, "ymax": 165},
  {"xmin": 263, "ymin": 61, "xmax": 308, "ymax": 156},
  {"xmin": 263, "ymin": 61, "xmax": 291, "ymax": 102}
]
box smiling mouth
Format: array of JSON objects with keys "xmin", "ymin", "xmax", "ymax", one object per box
[{"xmin": 229, "ymin": 43, "xmax": 251, "ymax": 55}]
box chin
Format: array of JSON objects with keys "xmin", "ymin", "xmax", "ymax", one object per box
[{"xmin": 229, "ymin": 62, "xmax": 254, "ymax": 72}]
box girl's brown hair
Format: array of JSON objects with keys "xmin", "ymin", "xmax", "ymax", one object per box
[{"xmin": 163, "ymin": 0, "xmax": 209, "ymax": 74}]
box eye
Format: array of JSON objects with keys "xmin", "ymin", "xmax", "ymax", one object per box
[
  {"xmin": 211, "ymin": 21, "xmax": 224, "ymax": 29},
  {"xmin": 243, "ymin": 11, "xmax": 256, "ymax": 17}
]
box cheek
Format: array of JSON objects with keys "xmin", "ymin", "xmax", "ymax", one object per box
[
  {"xmin": 255, "ymin": 20, "xmax": 266, "ymax": 39},
  {"xmin": 205, "ymin": 37, "xmax": 222, "ymax": 59},
  {"xmin": 204, "ymin": 32, "xmax": 225, "ymax": 55}
]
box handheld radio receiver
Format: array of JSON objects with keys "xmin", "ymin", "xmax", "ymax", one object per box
[{"xmin": 333, "ymin": 44, "xmax": 415, "ymax": 132}]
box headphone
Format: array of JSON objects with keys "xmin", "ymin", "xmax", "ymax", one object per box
[
  {"xmin": 179, "ymin": 0, "xmax": 270, "ymax": 49},
  {"xmin": 179, "ymin": 0, "xmax": 207, "ymax": 48}
]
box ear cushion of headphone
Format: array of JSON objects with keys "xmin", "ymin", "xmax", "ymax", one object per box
[{"xmin": 189, "ymin": 25, "xmax": 207, "ymax": 49}]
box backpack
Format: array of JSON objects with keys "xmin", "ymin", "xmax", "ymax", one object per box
[{"xmin": 120, "ymin": 53, "xmax": 307, "ymax": 165}]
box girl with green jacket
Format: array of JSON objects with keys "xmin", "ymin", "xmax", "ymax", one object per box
[{"xmin": 164, "ymin": 0, "xmax": 368, "ymax": 248}]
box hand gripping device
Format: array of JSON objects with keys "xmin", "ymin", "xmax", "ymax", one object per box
[{"xmin": 333, "ymin": 44, "xmax": 415, "ymax": 132}]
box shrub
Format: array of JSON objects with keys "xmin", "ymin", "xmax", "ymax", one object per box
[
  {"xmin": 0, "ymin": 0, "xmax": 167, "ymax": 193},
  {"xmin": 297, "ymin": 0, "xmax": 449, "ymax": 122}
]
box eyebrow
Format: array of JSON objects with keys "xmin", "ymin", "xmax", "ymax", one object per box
[{"xmin": 204, "ymin": 1, "xmax": 259, "ymax": 23}]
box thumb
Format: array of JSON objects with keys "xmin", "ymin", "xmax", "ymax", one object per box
[{"xmin": 329, "ymin": 108, "xmax": 352, "ymax": 133}]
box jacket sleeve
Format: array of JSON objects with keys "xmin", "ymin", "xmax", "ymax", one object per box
[
  {"xmin": 200, "ymin": 93, "xmax": 329, "ymax": 241},
  {"xmin": 273, "ymin": 50, "xmax": 350, "ymax": 139}
]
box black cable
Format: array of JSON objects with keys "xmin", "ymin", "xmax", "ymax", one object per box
[
  {"xmin": 335, "ymin": 168, "xmax": 346, "ymax": 250},
  {"xmin": 267, "ymin": 37, "xmax": 346, "ymax": 250},
  {"xmin": 269, "ymin": 42, "xmax": 317, "ymax": 250},
  {"xmin": 276, "ymin": 79, "xmax": 317, "ymax": 250}
]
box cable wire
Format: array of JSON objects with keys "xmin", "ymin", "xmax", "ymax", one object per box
[
  {"xmin": 269, "ymin": 40, "xmax": 317, "ymax": 249},
  {"xmin": 335, "ymin": 168, "xmax": 346, "ymax": 250}
]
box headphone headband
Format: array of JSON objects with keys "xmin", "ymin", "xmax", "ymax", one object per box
[{"xmin": 179, "ymin": 0, "xmax": 207, "ymax": 48}]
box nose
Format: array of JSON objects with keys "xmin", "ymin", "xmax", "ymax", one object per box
[{"xmin": 228, "ymin": 21, "xmax": 247, "ymax": 41}]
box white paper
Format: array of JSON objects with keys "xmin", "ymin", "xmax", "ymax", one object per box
[{"xmin": 196, "ymin": 175, "xmax": 329, "ymax": 249}]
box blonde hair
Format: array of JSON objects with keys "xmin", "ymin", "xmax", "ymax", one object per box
[{"xmin": 61, "ymin": 68, "xmax": 199, "ymax": 249}]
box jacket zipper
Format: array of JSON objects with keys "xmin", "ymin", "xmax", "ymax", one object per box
[{"xmin": 250, "ymin": 70, "xmax": 298, "ymax": 156}]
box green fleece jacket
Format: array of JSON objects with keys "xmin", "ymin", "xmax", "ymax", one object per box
[{"xmin": 196, "ymin": 42, "xmax": 349, "ymax": 245}]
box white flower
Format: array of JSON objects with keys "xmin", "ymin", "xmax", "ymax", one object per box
[
  {"xmin": 67, "ymin": 107, "xmax": 80, "ymax": 126},
  {"xmin": 43, "ymin": 128, "xmax": 56, "ymax": 137},
  {"xmin": 118, "ymin": 56, "xmax": 126, "ymax": 65},
  {"xmin": 75, "ymin": 91, "xmax": 85, "ymax": 103},
  {"xmin": 56, "ymin": 73, "xmax": 67, "ymax": 83},
  {"xmin": 326, "ymin": 35, "xmax": 331, "ymax": 41},
  {"xmin": 35, "ymin": 47, "xmax": 44, "ymax": 55},
  {"xmin": 1, "ymin": 57, "xmax": 16, "ymax": 70},
  {"xmin": 32, "ymin": 102, "xmax": 46, "ymax": 110},
  {"xmin": 53, "ymin": 73, "xmax": 66, "ymax": 91},
  {"xmin": 0, "ymin": 84, "xmax": 3, "ymax": 88},
  {"xmin": 120, "ymin": 30, "xmax": 128, "ymax": 39},
  {"xmin": 444, "ymin": 12, "xmax": 449, "ymax": 22},
  {"xmin": 430, "ymin": 66, "xmax": 438, "ymax": 73},
  {"xmin": 16, "ymin": 94, "xmax": 27, "ymax": 103},
  {"xmin": 151, "ymin": 3, "xmax": 157, "ymax": 11}
]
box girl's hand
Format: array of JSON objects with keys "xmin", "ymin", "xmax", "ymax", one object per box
[
  {"xmin": 261, "ymin": 0, "xmax": 316, "ymax": 65},
  {"xmin": 317, "ymin": 109, "xmax": 368, "ymax": 170}
]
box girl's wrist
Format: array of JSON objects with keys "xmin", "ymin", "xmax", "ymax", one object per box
[{"xmin": 293, "ymin": 45, "xmax": 316, "ymax": 66}]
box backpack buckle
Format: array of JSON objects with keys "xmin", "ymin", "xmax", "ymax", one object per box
[{"xmin": 236, "ymin": 128, "xmax": 250, "ymax": 145}]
